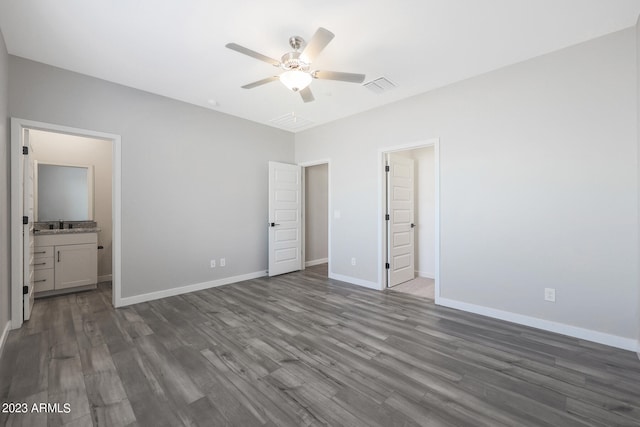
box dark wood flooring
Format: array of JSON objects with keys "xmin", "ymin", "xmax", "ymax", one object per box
[{"xmin": 1, "ymin": 264, "xmax": 640, "ymax": 426}]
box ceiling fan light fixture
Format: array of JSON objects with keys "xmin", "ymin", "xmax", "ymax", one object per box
[{"xmin": 279, "ymin": 70, "xmax": 312, "ymax": 92}]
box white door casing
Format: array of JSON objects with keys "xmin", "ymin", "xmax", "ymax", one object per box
[
  {"xmin": 22, "ymin": 129, "xmax": 35, "ymax": 320},
  {"xmin": 387, "ymin": 153, "xmax": 415, "ymax": 287},
  {"xmin": 11, "ymin": 118, "xmax": 122, "ymax": 329},
  {"xmin": 268, "ymin": 161, "xmax": 302, "ymax": 276}
]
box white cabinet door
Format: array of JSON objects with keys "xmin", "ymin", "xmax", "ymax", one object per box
[{"xmin": 55, "ymin": 243, "xmax": 98, "ymax": 290}]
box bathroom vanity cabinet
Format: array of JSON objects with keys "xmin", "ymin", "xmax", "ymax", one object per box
[{"xmin": 34, "ymin": 231, "xmax": 98, "ymax": 295}]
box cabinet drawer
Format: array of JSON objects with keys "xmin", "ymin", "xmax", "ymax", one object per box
[
  {"xmin": 34, "ymin": 269, "xmax": 54, "ymax": 292},
  {"xmin": 34, "ymin": 246, "xmax": 54, "ymax": 258},
  {"xmin": 33, "ymin": 257, "xmax": 54, "ymax": 270}
]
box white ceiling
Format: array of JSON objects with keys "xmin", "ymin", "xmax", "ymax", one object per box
[{"xmin": 1, "ymin": 0, "xmax": 639, "ymax": 132}]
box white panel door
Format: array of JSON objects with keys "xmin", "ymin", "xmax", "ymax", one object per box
[
  {"xmin": 268, "ymin": 161, "xmax": 302, "ymax": 276},
  {"xmin": 387, "ymin": 154, "xmax": 415, "ymax": 287},
  {"xmin": 23, "ymin": 129, "xmax": 34, "ymax": 320}
]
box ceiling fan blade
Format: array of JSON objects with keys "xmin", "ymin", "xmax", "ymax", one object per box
[
  {"xmin": 299, "ymin": 87, "xmax": 314, "ymax": 103},
  {"xmin": 241, "ymin": 76, "xmax": 279, "ymax": 89},
  {"xmin": 226, "ymin": 43, "xmax": 280, "ymax": 67},
  {"xmin": 300, "ymin": 27, "xmax": 334, "ymax": 62},
  {"xmin": 313, "ymin": 70, "xmax": 366, "ymax": 83}
]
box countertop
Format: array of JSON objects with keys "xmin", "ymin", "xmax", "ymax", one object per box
[{"xmin": 34, "ymin": 228, "xmax": 101, "ymax": 235}]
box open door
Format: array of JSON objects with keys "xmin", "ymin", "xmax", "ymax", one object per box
[
  {"xmin": 268, "ymin": 161, "xmax": 302, "ymax": 276},
  {"xmin": 23, "ymin": 129, "xmax": 35, "ymax": 320},
  {"xmin": 386, "ymin": 153, "xmax": 415, "ymax": 287}
]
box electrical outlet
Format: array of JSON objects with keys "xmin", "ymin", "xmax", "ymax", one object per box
[
  {"xmin": 210, "ymin": 259, "xmax": 216, "ymax": 268},
  {"xmin": 351, "ymin": 257, "xmax": 356, "ymax": 266},
  {"xmin": 544, "ymin": 287, "xmax": 556, "ymax": 302},
  {"xmin": 220, "ymin": 258, "xmax": 226, "ymax": 267}
]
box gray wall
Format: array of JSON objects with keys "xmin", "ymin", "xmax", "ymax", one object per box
[
  {"xmin": 295, "ymin": 28, "xmax": 638, "ymax": 341},
  {"xmin": 30, "ymin": 130, "xmax": 113, "ymax": 279},
  {"xmin": 0, "ymin": 30, "xmax": 9, "ymax": 335},
  {"xmin": 9, "ymin": 56, "xmax": 294, "ymax": 299},
  {"xmin": 305, "ymin": 163, "xmax": 328, "ymax": 264}
]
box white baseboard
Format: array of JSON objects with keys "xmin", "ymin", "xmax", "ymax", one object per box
[
  {"xmin": 415, "ymin": 270, "xmax": 434, "ymax": 279},
  {"xmin": 119, "ymin": 270, "xmax": 267, "ymax": 306},
  {"xmin": 98, "ymin": 274, "xmax": 113, "ymax": 283},
  {"xmin": 0, "ymin": 321, "xmax": 11, "ymax": 360},
  {"xmin": 437, "ymin": 297, "xmax": 638, "ymax": 352},
  {"xmin": 329, "ymin": 272, "xmax": 381, "ymax": 290},
  {"xmin": 305, "ymin": 258, "xmax": 328, "ymax": 267}
]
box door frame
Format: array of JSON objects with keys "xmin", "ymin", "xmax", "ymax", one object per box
[
  {"xmin": 299, "ymin": 159, "xmax": 331, "ymax": 276},
  {"xmin": 10, "ymin": 118, "xmax": 122, "ymax": 329},
  {"xmin": 378, "ymin": 139, "xmax": 440, "ymax": 302}
]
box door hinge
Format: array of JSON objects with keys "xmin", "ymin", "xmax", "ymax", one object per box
[
  {"xmin": 22, "ymin": 146, "xmax": 28, "ymax": 155},
  {"xmin": 385, "ymin": 165, "xmax": 390, "ymax": 172},
  {"xmin": 23, "ymin": 285, "xmax": 28, "ymax": 295},
  {"xmin": 385, "ymin": 214, "xmax": 390, "ymax": 221},
  {"xmin": 23, "ymin": 216, "xmax": 28, "ymax": 225},
  {"xmin": 385, "ymin": 263, "xmax": 390, "ymax": 269}
]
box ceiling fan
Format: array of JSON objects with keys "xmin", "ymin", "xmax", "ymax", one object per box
[{"xmin": 225, "ymin": 27, "xmax": 366, "ymax": 103}]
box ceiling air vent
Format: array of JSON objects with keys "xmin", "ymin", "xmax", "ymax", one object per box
[
  {"xmin": 269, "ymin": 113, "xmax": 314, "ymax": 131},
  {"xmin": 364, "ymin": 77, "xmax": 397, "ymax": 94}
]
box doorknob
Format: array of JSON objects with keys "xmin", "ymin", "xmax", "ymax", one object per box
[
  {"xmin": 270, "ymin": 222, "xmax": 280, "ymax": 227},
  {"xmin": 410, "ymin": 223, "xmax": 416, "ymax": 228}
]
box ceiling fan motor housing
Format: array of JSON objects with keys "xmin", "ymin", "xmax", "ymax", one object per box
[{"xmin": 280, "ymin": 51, "xmax": 310, "ymax": 72}]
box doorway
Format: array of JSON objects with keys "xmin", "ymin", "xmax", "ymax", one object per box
[
  {"xmin": 297, "ymin": 160, "xmax": 330, "ymax": 278},
  {"xmin": 10, "ymin": 118, "xmax": 122, "ymax": 329},
  {"xmin": 379, "ymin": 140, "xmax": 439, "ymax": 300},
  {"xmin": 303, "ymin": 163, "xmax": 329, "ymax": 278}
]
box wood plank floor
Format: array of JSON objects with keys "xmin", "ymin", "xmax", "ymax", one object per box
[{"xmin": 1, "ymin": 264, "xmax": 640, "ymax": 426}]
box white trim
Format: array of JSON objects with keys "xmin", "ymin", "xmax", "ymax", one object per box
[
  {"xmin": 305, "ymin": 258, "xmax": 328, "ymax": 267},
  {"xmin": 378, "ymin": 139, "xmax": 440, "ymax": 293},
  {"xmin": 329, "ymin": 272, "xmax": 379, "ymax": 290},
  {"xmin": 113, "ymin": 128, "xmax": 122, "ymax": 307},
  {"xmin": 119, "ymin": 270, "xmax": 267, "ymax": 306},
  {"xmin": 98, "ymin": 274, "xmax": 113, "ymax": 283},
  {"xmin": 0, "ymin": 321, "xmax": 10, "ymax": 359},
  {"xmin": 10, "ymin": 118, "xmax": 123, "ymax": 328},
  {"xmin": 415, "ymin": 271, "xmax": 435, "ymax": 279},
  {"xmin": 433, "ymin": 141, "xmax": 441, "ymax": 304},
  {"xmin": 438, "ymin": 297, "xmax": 638, "ymax": 352}
]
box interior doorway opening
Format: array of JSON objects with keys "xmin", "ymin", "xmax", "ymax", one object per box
[
  {"xmin": 380, "ymin": 140, "xmax": 439, "ymax": 301},
  {"xmin": 301, "ymin": 160, "xmax": 330, "ymax": 279},
  {"xmin": 10, "ymin": 118, "xmax": 122, "ymax": 329}
]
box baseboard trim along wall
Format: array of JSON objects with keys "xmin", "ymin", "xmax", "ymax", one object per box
[
  {"xmin": 119, "ymin": 270, "xmax": 267, "ymax": 306},
  {"xmin": 438, "ymin": 297, "xmax": 638, "ymax": 352},
  {"xmin": 305, "ymin": 258, "xmax": 328, "ymax": 267},
  {"xmin": 415, "ymin": 270, "xmax": 435, "ymax": 279},
  {"xmin": 329, "ymin": 272, "xmax": 380, "ymax": 290},
  {"xmin": 98, "ymin": 274, "xmax": 113, "ymax": 283},
  {"xmin": 0, "ymin": 321, "xmax": 11, "ymax": 360}
]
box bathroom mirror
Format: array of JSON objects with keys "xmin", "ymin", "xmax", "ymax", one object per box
[{"xmin": 35, "ymin": 162, "xmax": 94, "ymax": 221}]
